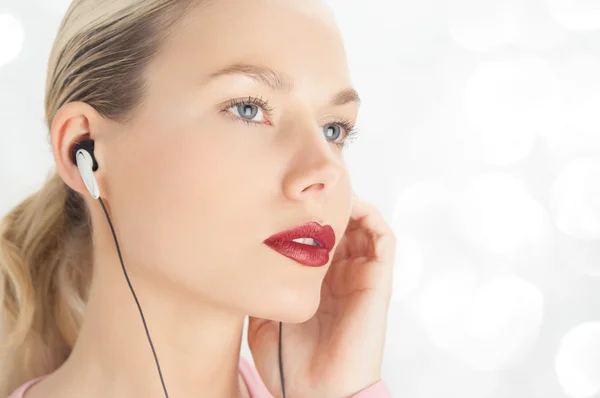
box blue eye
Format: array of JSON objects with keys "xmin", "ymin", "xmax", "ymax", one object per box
[
  {"xmin": 322, "ymin": 121, "xmax": 360, "ymax": 149},
  {"xmin": 236, "ymin": 104, "xmax": 259, "ymax": 119},
  {"xmin": 323, "ymin": 124, "xmax": 343, "ymax": 142},
  {"xmin": 229, "ymin": 103, "xmax": 265, "ymax": 121},
  {"xmin": 224, "ymin": 96, "xmax": 272, "ymax": 125}
]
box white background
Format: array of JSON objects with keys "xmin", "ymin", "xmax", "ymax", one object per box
[{"xmin": 2, "ymin": 0, "xmax": 600, "ymax": 397}]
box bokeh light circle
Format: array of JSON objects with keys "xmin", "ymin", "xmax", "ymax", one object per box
[
  {"xmin": 453, "ymin": 173, "xmax": 549, "ymax": 257},
  {"xmin": 547, "ymin": 0, "xmax": 600, "ymax": 31},
  {"xmin": 0, "ymin": 13, "xmax": 25, "ymax": 68},
  {"xmin": 462, "ymin": 55, "xmax": 561, "ymax": 166},
  {"xmin": 549, "ymin": 157, "xmax": 600, "ymax": 241},
  {"xmin": 417, "ymin": 271, "xmax": 544, "ymax": 371},
  {"xmin": 556, "ymin": 322, "xmax": 600, "ymax": 398}
]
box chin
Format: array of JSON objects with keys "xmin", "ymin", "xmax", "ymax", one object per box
[
  {"xmin": 278, "ymin": 304, "xmax": 319, "ymax": 324},
  {"xmin": 274, "ymin": 292, "xmax": 321, "ymax": 323},
  {"xmin": 254, "ymin": 287, "xmax": 322, "ymax": 324}
]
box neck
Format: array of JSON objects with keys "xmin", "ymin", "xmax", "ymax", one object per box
[{"xmin": 48, "ymin": 246, "xmax": 250, "ymax": 398}]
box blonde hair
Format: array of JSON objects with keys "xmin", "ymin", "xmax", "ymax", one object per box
[{"xmin": 0, "ymin": 0, "xmax": 202, "ymax": 394}]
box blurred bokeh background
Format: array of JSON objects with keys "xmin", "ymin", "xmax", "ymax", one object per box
[{"xmin": 2, "ymin": 0, "xmax": 600, "ymax": 397}]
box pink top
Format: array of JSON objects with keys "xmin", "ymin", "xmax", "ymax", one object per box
[{"xmin": 9, "ymin": 356, "xmax": 392, "ymax": 398}]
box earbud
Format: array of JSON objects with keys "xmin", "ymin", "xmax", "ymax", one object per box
[{"xmin": 71, "ymin": 139, "xmax": 100, "ymax": 199}]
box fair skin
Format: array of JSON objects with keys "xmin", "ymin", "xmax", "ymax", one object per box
[{"xmin": 27, "ymin": 0, "xmax": 395, "ymax": 397}]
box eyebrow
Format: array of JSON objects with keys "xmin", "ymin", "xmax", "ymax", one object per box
[{"xmin": 207, "ymin": 63, "xmax": 361, "ymax": 107}]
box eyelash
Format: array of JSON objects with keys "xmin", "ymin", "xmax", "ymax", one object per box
[{"xmin": 222, "ymin": 96, "xmax": 360, "ymax": 149}]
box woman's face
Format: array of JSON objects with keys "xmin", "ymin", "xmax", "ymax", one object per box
[{"xmin": 102, "ymin": 0, "xmax": 358, "ymax": 322}]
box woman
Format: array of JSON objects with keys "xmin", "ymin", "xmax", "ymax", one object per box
[{"xmin": 1, "ymin": 0, "xmax": 396, "ymax": 397}]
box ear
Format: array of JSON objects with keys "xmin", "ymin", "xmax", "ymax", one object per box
[{"xmin": 50, "ymin": 101, "xmax": 105, "ymax": 198}]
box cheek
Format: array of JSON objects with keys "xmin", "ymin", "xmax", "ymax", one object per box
[
  {"xmin": 335, "ymin": 171, "xmax": 353, "ymax": 215},
  {"xmin": 109, "ymin": 126, "xmax": 275, "ymax": 287},
  {"xmin": 330, "ymin": 174, "xmax": 353, "ymax": 247}
]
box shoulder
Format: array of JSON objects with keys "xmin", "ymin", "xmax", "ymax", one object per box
[{"xmin": 8, "ymin": 361, "xmax": 268, "ymax": 398}]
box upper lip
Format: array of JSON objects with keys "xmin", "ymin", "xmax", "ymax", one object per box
[{"xmin": 264, "ymin": 221, "xmax": 336, "ymax": 251}]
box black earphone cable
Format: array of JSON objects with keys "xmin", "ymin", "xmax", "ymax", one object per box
[
  {"xmin": 98, "ymin": 197, "xmax": 170, "ymax": 397},
  {"xmin": 278, "ymin": 321, "xmax": 286, "ymax": 398}
]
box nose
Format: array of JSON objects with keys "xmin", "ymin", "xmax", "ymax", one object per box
[{"xmin": 281, "ymin": 125, "xmax": 347, "ymax": 203}]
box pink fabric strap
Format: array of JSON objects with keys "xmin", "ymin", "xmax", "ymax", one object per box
[
  {"xmin": 349, "ymin": 380, "xmax": 393, "ymax": 398},
  {"xmin": 8, "ymin": 376, "xmax": 46, "ymax": 398},
  {"xmin": 9, "ymin": 358, "xmax": 392, "ymax": 398}
]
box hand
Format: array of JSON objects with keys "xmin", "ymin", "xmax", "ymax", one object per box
[{"xmin": 248, "ymin": 194, "xmax": 396, "ymax": 398}]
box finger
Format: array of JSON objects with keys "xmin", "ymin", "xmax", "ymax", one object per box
[
  {"xmin": 349, "ymin": 196, "xmax": 396, "ymax": 264},
  {"xmin": 349, "ymin": 196, "xmax": 394, "ymax": 238}
]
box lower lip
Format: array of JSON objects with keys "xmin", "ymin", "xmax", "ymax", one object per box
[{"xmin": 264, "ymin": 240, "xmax": 330, "ymax": 267}]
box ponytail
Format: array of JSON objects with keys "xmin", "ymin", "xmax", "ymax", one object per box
[{"xmin": 0, "ymin": 172, "xmax": 92, "ymax": 395}]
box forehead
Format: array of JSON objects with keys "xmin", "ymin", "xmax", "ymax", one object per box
[{"xmin": 152, "ymin": 0, "xmax": 351, "ymax": 95}]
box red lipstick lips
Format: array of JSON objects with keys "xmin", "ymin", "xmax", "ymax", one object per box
[{"xmin": 264, "ymin": 221, "xmax": 336, "ymax": 267}]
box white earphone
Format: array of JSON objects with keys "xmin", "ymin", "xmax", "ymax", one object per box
[
  {"xmin": 71, "ymin": 139, "xmax": 100, "ymax": 199},
  {"xmin": 75, "ymin": 148, "xmax": 100, "ymax": 199}
]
